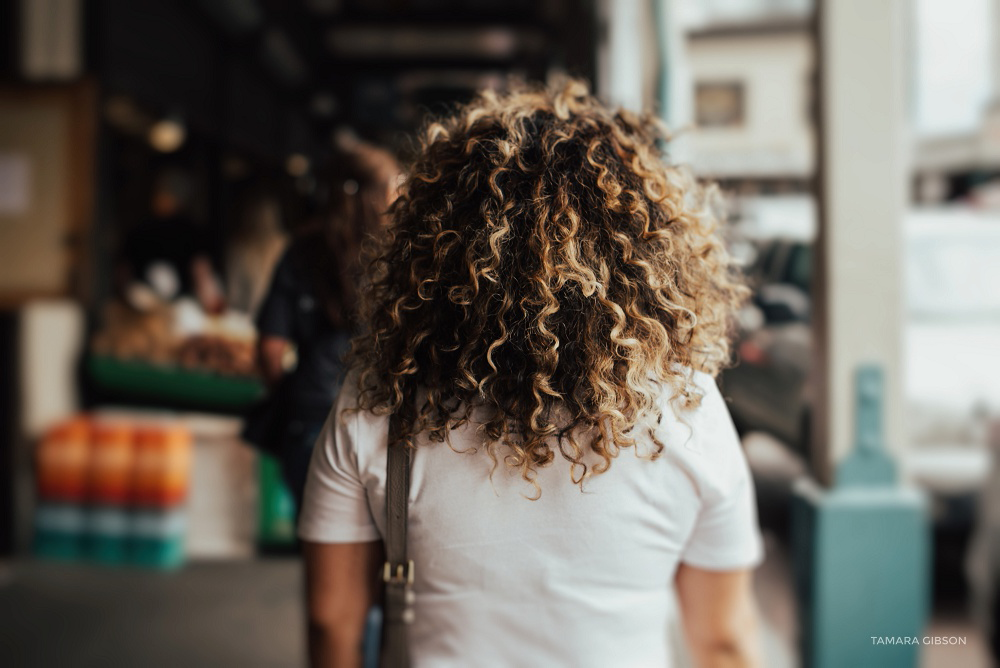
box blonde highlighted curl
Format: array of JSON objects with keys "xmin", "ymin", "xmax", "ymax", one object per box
[{"xmin": 348, "ymin": 80, "xmax": 748, "ymax": 491}]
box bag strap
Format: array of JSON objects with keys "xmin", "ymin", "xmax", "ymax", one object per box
[{"xmin": 381, "ymin": 411, "xmax": 413, "ymax": 668}]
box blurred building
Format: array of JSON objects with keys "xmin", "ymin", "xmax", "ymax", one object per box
[
  {"xmin": 686, "ymin": 12, "xmax": 813, "ymax": 193},
  {"xmin": 682, "ymin": 0, "xmax": 816, "ymax": 244}
]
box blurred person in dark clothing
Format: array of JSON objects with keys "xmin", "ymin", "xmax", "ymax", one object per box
[
  {"xmin": 254, "ymin": 142, "xmax": 400, "ymax": 507},
  {"xmin": 118, "ymin": 168, "xmax": 223, "ymax": 312}
]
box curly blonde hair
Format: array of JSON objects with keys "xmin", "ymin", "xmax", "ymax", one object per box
[{"xmin": 348, "ymin": 80, "xmax": 748, "ymax": 490}]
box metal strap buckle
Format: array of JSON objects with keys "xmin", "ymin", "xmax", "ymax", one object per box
[{"xmin": 383, "ymin": 559, "xmax": 415, "ymax": 585}]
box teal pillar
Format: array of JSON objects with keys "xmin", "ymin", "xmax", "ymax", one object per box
[{"xmin": 792, "ymin": 366, "xmax": 931, "ymax": 667}]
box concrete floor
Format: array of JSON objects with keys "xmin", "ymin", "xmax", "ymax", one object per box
[
  {"xmin": 0, "ymin": 548, "xmax": 988, "ymax": 667},
  {"xmin": 922, "ymin": 609, "xmax": 991, "ymax": 668},
  {"xmin": 0, "ymin": 559, "xmax": 306, "ymax": 668},
  {"xmin": 1, "ymin": 554, "xmax": 796, "ymax": 668}
]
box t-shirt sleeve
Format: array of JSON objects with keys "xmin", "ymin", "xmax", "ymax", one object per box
[
  {"xmin": 297, "ymin": 400, "xmax": 381, "ymax": 544},
  {"xmin": 255, "ymin": 250, "xmax": 296, "ymax": 340},
  {"xmin": 679, "ymin": 376, "xmax": 765, "ymax": 571}
]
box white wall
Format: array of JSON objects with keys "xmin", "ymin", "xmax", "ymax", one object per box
[{"xmin": 685, "ymin": 31, "xmax": 814, "ymax": 178}]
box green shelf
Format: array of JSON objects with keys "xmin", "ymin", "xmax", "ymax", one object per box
[{"xmin": 86, "ymin": 355, "xmax": 265, "ymax": 411}]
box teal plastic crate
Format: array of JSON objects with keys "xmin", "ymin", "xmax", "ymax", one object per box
[{"xmin": 258, "ymin": 454, "xmax": 297, "ymax": 547}]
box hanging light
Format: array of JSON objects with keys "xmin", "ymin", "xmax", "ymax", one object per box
[
  {"xmin": 286, "ymin": 153, "xmax": 310, "ymax": 177},
  {"xmin": 148, "ymin": 117, "xmax": 187, "ymax": 153}
]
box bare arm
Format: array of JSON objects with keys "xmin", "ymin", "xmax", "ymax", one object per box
[
  {"xmin": 675, "ymin": 563, "xmax": 761, "ymax": 668},
  {"xmin": 257, "ymin": 335, "xmax": 290, "ymax": 389},
  {"xmin": 303, "ymin": 540, "xmax": 385, "ymax": 668}
]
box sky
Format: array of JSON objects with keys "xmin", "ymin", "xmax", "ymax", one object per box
[{"xmin": 913, "ymin": 0, "xmax": 990, "ymax": 137}]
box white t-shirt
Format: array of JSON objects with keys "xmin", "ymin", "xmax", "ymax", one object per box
[{"xmin": 298, "ymin": 370, "xmax": 764, "ymax": 668}]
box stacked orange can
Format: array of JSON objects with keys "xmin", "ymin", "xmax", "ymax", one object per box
[
  {"xmin": 90, "ymin": 422, "xmax": 135, "ymax": 504},
  {"xmin": 133, "ymin": 424, "xmax": 193, "ymax": 506},
  {"xmin": 131, "ymin": 423, "xmax": 192, "ymax": 568},
  {"xmin": 34, "ymin": 415, "xmax": 194, "ymax": 568},
  {"xmin": 36, "ymin": 418, "xmax": 91, "ymax": 502}
]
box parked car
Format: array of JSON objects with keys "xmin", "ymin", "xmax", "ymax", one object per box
[
  {"xmin": 721, "ymin": 239, "xmax": 813, "ymax": 459},
  {"xmin": 721, "ymin": 211, "xmax": 1000, "ymax": 465}
]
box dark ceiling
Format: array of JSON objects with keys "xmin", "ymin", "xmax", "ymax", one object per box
[{"xmin": 93, "ymin": 0, "xmax": 597, "ymax": 160}]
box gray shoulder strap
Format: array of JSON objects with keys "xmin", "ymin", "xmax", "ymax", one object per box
[{"xmin": 381, "ymin": 412, "xmax": 412, "ymax": 668}]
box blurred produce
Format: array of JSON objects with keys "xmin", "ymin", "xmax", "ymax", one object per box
[
  {"xmin": 90, "ymin": 300, "xmax": 176, "ymax": 364},
  {"xmin": 90, "ymin": 297, "xmax": 259, "ymax": 378},
  {"xmin": 176, "ymin": 335, "xmax": 255, "ymax": 377}
]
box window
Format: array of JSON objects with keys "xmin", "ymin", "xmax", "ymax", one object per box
[{"xmin": 695, "ymin": 81, "xmax": 744, "ymax": 127}]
